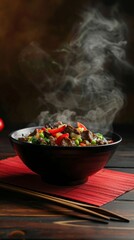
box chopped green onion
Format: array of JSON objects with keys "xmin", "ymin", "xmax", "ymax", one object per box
[
  {"xmin": 31, "ymin": 136, "xmax": 38, "ymax": 143},
  {"xmin": 28, "ymin": 137, "xmax": 32, "ymax": 143},
  {"xmin": 44, "ymin": 137, "xmax": 50, "ymax": 143},
  {"xmin": 96, "ymin": 133, "xmax": 104, "ymax": 140}
]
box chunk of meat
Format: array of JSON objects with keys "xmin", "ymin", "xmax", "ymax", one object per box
[
  {"xmin": 63, "ymin": 124, "xmax": 79, "ymax": 135},
  {"xmin": 81, "ymin": 130, "xmax": 94, "ymax": 142},
  {"xmin": 61, "ymin": 138, "xmax": 75, "ymax": 146}
]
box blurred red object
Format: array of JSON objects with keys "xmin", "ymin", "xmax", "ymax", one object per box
[{"xmin": 0, "ymin": 118, "xmax": 4, "ymax": 131}]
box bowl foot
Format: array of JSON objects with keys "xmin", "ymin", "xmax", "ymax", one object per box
[{"xmin": 41, "ymin": 175, "xmax": 88, "ymax": 186}]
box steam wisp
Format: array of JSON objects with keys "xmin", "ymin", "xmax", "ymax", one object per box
[{"xmin": 19, "ymin": 7, "xmax": 128, "ymax": 132}]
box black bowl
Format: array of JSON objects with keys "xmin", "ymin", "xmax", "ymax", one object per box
[{"xmin": 9, "ymin": 126, "xmax": 122, "ymax": 186}]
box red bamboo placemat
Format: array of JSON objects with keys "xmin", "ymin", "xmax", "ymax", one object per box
[{"xmin": 0, "ymin": 156, "xmax": 134, "ymax": 206}]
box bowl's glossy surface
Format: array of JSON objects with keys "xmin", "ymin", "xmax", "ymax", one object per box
[{"xmin": 9, "ymin": 126, "xmax": 122, "ymax": 186}]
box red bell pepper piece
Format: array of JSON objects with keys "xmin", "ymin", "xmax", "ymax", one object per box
[
  {"xmin": 47, "ymin": 125, "xmax": 66, "ymax": 135},
  {"xmin": 80, "ymin": 142, "xmax": 86, "ymax": 146},
  {"xmin": 56, "ymin": 133, "xmax": 69, "ymax": 145},
  {"xmin": 77, "ymin": 122, "xmax": 87, "ymax": 131},
  {"xmin": 41, "ymin": 127, "xmax": 46, "ymax": 131}
]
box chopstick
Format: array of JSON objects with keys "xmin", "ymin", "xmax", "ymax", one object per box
[
  {"xmin": 0, "ymin": 182, "xmax": 129, "ymax": 223},
  {"xmin": 55, "ymin": 197, "xmax": 129, "ymax": 222},
  {"xmin": 0, "ymin": 182, "xmax": 109, "ymax": 223}
]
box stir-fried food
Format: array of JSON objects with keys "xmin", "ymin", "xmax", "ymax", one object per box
[{"xmin": 19, "ymin": 122, "xmax": 113, "ymax": 147}]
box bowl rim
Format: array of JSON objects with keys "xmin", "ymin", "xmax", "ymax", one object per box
[{"xmin": 9, "ymin": 126, "xmax": 122, "ymax": 149}]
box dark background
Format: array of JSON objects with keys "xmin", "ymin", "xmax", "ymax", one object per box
[{"xmin": 0, "ymin": 0, "xmax": 134, "ymax": 130}]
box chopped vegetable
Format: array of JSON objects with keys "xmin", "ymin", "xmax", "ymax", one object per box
[
  {"xmin": 91, "ymin": 139, "xmax": 97, "ymax": 145},
  {"xmin": 96, "ymin": 133, "xmax": 104, "ymax": 140},
  {"xmin": 47, "ymin": 125, "xmax": 66, "ymax": 135},
  {"xmin": 75, "ymin": 139, "xmax": 80, "ymax": 146},
  {"xmin": 80, "ymin": 142, "xmax": 87, "ymax": 146},
  {"xmin": 39, "ymin": 132, "xmax": 44, "ymax": 138},
  {"xmin": 56, "ymin": 133, "xmax": 69, "ymax": 145},
  {"xmin": 77, "ymin": 122, "xmax": 87, "ymax": 131}
]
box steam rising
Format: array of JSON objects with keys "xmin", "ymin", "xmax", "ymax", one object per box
[{"xmin": 19, "ymin": 8, "xmax": 128, "ymax": 132}]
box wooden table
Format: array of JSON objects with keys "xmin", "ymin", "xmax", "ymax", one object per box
[{"xmin": 0, "ymin": 127, "xmax": 134, "ymax": 239}]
